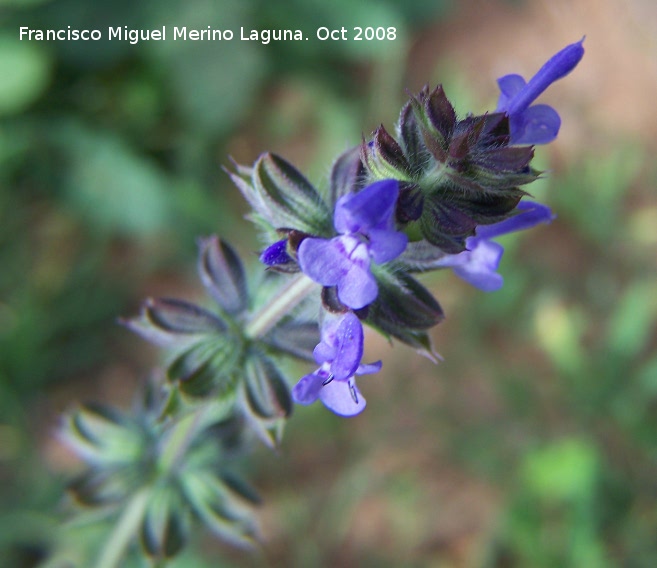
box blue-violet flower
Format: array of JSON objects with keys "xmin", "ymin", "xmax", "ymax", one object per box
[
  {"xmin": 435, "ymin": 200, "xmax": 555, "ymax": 291},
  {"xmin": 297, "ymin": 179, "xmax": 407, "ymax": 309},
  {"xmin": 292, "ymin": 312, "xmax": 381, "ymax": 417},
  {"xmin": 496, "ymin": 39, "xmax": 584, "ymax": 145},
  {"xmin": 260, "ymin": 239, "xmax": 293, "ymax": 267}
]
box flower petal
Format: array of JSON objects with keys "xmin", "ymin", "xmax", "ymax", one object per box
[
  {"xmin": 356, "ymin": 361, "xmax": 383, "ymax": 375},
  {"xmin": 501, "ymin": 39, "xmax": 585, "ymax": 116},
  {"xmin": 337, "ymin": 262, "xmax": 378, "ymax": 309},
  {"xmin": 330, "ymin": 313, "xmax": 364, "ymax": 380},
  {"xmin": 452, "ymin": 239, "xmax": 505, "ymax": 292},
  {"xmin": 334, "ymin": 180, "xmax": 399, "ymax": 234},
  {"xmin": 292, "ymin": 372, "xmax": 324, "ymax": 405},
  {"xmin": 260, "ymin": 239, "xmax": 292, "ymax": 266},
  {"xmin": 313, "ymin": 338, "xmax": 337, "ymax": 365},
  {"xmin": 476, "ymin": 200, "xmax": 554, "ymax": 239},
  {"xmin": 298, "ymin": 237, "xmax": 351, "ymax": 287},
  {"xmin": 510, "ymin": 104, "xmax": 561, "ymax": 145},
  {"xmin": 319, "ymin": 378, "xmax": 366, "ymax": 417},
  {"xmin": 496, "ymin": 74, "xmax": 527, "ymax": 111},
  {"xmin": 367, "ymin": 228, "xmax": 408, "ymax": 264}
]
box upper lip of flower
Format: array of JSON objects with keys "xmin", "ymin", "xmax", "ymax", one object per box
[
  {"xmin": 495, "ymin": 38, "xmax": 585, "ymax": 145},
  {"xmin": 496, "ymin": 38, "xmax": 585, "ymax": 116}
]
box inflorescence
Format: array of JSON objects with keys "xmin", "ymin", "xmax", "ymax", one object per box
[{"xmin": 61, "ymin": 39, "xmax": 584, "ymax": 562}]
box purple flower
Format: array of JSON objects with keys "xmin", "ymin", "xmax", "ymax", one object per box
[
  {"xmin": 260, "ymin": 239, "xmax": 293, "ymax": 267},
  {"xmin": 297, "ymin": 180, "xmax": 407, "ymax": 309},
  {"xmin": 292, "ymin": 312, "xmax": 381, "ymax": 417},
  {"xmin": 435, "ymin": 200, "xmax": 555, "ymax": 291},
  {"xmin": 496, "ymin": 39, "xmax": 584, "ymax": 145}
]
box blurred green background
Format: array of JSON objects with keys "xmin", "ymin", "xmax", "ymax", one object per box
[{"xmin": 1, "ymin": 0, "xmax": 657, "ymax": 566}]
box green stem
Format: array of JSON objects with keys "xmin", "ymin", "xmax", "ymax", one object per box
[
  {"xmin": 96, "ymin": 275, "xmax": 316, "ymax": 567},
  {"xmin": 96, "ymin": 488, "xmax": 150, "ymax": 568},
  {"xmin": 159, "ymin": 402, "xmax": 219, "ymax": 474},
  {"xmin": 244, "ymin": 273, "xmax": 317, "ymax": 338}
]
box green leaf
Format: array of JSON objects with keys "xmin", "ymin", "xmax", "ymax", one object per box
[
  {"xmin": 0, "ymin": 35, "xmax": 51, "ymax": 115},
  {"xmin": 122, "ymin": 298, "xmax": 227, "ymax": 349},
  {"xmin": 146, "ymin": 298, "xmax": 228, "ymax": 335},
  {"xmin": 394, "ymin": 240, "xmax": 450, "ymax": 273},
  {"xmin": 146, "ymin": 0, "xmax": 265, "ymax": 134},
  {"xmin": 521, "ymin": 439, "xmax": 598, "ymax": 502},
  {"xmin": 397, "ymin": 100, "xmax": 431, "ymax": 173},
  {"xmin": 367, "ymin": 268, "xmax": 445, "ymax": 331},
  {"xmin": 362, "ymin": 126, "xmax": 413, "ymax": 181},
  {"xmin": 62, "ymin": 125, "xmax": 173, "ymax": 237},
  {"xmin": 606, "ymin": 279, "xmax": 657, "ymax": 360}
]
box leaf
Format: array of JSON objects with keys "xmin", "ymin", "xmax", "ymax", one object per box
[
  {"xmin": 371, "ymin": 125, "xmax": 412, "ymax": 176},
  {"xmin": 394, "ymin": 240, "xmax": 450, "ymax": 272},
  {"xmin": 424, "ymin": 85, "xmax": 456, "ymax": 143},
  {"xmin": 62, "ymin": 124, "xmax": 173, "ymax": 237},
  {"xmin": 606, "ymin": 280, "xmax": 657, "ymax": 360},
  {"xmin": 0, "ymin": 35, "xmax": 51, "ymax": 115},
  {"xmin": 146, "ymin": 298, "xmax": 227, "ymax": 335},
  {"xmin": 218, "ymin": 471, "xmax": 261, "ymax": 506},
  {"xmin": 419, "ymin": 198, "xmax": 477, "ymax": 253}
]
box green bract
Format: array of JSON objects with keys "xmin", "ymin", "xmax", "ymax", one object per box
[{"xmin": 61, "ymin": 390, "xmax": 261, "ymax": 560}]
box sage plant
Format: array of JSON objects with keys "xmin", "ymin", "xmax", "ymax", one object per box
[{"xmin": 60, "ymin": 39, "xmax": 584, "ymax": 566}]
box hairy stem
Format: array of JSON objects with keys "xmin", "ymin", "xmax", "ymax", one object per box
[
  {"xmin": 96, "ymin": 488, "xmax": 150, "ymax": 568},
  {"xmin": 245, "ymin": 273, "xmax": 317, "ymax": 338},
  {"xmin": 159, "ymin": 401, "xmax": 225, "ymax": 473}
]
